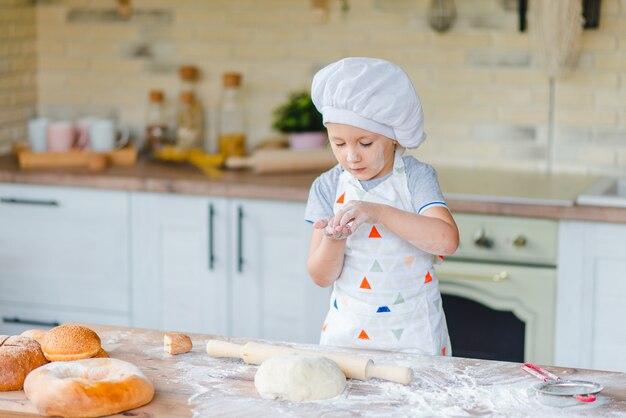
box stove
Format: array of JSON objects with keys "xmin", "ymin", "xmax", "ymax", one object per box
[{"xmin": 436, "ymin": 213, "xmax": 558, "ymax": 364}]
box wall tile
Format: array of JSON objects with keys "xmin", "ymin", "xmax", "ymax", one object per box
[
  {"xmin": 1, "ymin": 0, "xmax": 624, "ymax": 174},
  {"xmin": 0, "ymin": 1, "xmax": 35, "ymax": 149}
]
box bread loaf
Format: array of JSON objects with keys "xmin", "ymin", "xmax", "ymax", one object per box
[
  {"xmin": 92, "ymin": 348, "xmax": 109, "ymax": 358},
  {"xmin": 20, "ymin": 329, "xmax": 48, "ymax": 345},
  {"xmin": 0, "ymin": 335, "xmax": 48, "ymax": 391}
]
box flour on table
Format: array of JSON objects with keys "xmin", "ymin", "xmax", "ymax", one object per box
[
  {"xmin": 103, "ymin": 330, "xmax": 132, "ymax": 346},
  {"xmin": 170, "ymin": 340, "xmax": 623, "ymax": 418}
]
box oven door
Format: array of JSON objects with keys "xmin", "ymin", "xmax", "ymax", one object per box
[{"xmin": 435, "ymin": 259, "xmax": 556, "ymax": 364}]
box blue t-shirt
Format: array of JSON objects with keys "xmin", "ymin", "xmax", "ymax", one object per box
[{"xmin": 305, "ymin": 155, "xmax": 447, "ymax": 223}]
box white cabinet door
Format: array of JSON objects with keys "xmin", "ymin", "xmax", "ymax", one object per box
[
  {"xmin": 556, "ymin": 221, "xmax": 626, "ymax": 372},
  {"xmin": 230, "ymin": 198, "xmax": 330, "ymax": 344},
  {"xmin": 0, "ymin": 184, "xmax": 130, "ymax": 316},
  {"xmin": 131, "ymin": 192, "xmax": 229, "ymax": 336}
]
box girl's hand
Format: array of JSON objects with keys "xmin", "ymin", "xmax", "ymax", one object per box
[
  {"xmin": 333, "ymin": 201, "xmax": 387, "ymax": 233},
  {"xmin": 313, "ymin": 218, "xmax": 353, "ymax": 240}
]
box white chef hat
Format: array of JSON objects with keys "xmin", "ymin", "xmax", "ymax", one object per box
[{"xmin": 311, "ymin": 57, "xmax": 426, "ymax": 149}]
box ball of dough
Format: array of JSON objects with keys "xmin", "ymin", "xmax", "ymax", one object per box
[
  {"xmin": 254, "ymin": 354, "xmax": 346, "ymax": 401},
  {"xmin": 24, "ymin": 358, "xmax": 154, "ymax": 418},
  {"xmin": 40, "ymin": 324, "xmax": 101, "ymax": 361}
]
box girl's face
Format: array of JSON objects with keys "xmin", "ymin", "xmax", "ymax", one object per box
[{"xmin": 326, "ymin": 123, "xmax": 397, "ymax": 181}]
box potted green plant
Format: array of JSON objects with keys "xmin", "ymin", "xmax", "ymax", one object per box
[{"xmin": 272, "ymin": 91, "xmax": 327, "ymax": 149}]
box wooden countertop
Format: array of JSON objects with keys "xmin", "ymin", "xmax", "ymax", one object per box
[
  {"xmin": 1, "ymin": 154, "xmax": 626, "ymax": 223},
  {"xmin": 1, "ymin": 325, "xmax": 626, "ymax": 417}
]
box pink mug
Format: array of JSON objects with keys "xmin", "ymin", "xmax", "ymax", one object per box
[{"xmin": 46, "ymin": 122, "xmax": 83, "ymax": 152}]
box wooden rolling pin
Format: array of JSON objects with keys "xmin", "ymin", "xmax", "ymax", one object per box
[
  {"xmin": 225, "ymin": 148, "xmax": 336, "ymax": 174},
  {"xmin": 206, "ymin": 339, "xmax": 413, "ymax": 385}
]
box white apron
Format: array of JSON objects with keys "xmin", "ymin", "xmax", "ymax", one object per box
[{"xmin": 320, "ymin": 152, "xmax": 451, "ymax": 355}]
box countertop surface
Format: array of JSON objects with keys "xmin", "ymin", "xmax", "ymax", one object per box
[
  {"xmin": 1, "ymin": 325, "xmax": 626, "ymax": 417},
  {"xmin": 1, "ymin": 154, "xmax": 626, "ymax": 223}
]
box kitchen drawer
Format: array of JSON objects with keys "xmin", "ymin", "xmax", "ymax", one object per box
[
  {"xmin": 0, "ymin": 183, "xmax": 130, "ymax": 313},
  {"xmin": 0, "ymin": 183, "xmax": 127, "ymax": 216},
  {"xmin": 0, "ymin": 303, "xmax": 130, "ymax": 335}
]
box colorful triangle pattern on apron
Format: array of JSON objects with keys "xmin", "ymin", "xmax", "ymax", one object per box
[
  {"xmin": 369, "ymin": 226, "xmax": 382, "ymax": 238},
  {"xmin": 392, "ymin": 329, "xmax": 404, "ymax": 341},
  {"xmin": 319, "ymin": 151, "xmax": 451, "ymax": 355}
]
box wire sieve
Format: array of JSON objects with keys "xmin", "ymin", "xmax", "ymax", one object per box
[{"xmin": 521, "ymin": 363, "xmax": 603, "ymax": 407}]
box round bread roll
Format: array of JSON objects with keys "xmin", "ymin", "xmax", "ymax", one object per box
[
  {"xmin": 41, "ymin": 324, "xmax": 101, "ymax": 361},
  {"xmin": 20, "ymin": 329, "xmax": 48, "ymax": 345},
  {"xmin": 0, "ymin": 335, "xmax": 48, "ymax": 391},
  {"xmin": 24, "ymin": 358, "xmax": 155, "ymax": 418}
]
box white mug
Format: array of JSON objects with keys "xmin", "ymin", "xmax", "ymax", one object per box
[
  {"xmin": 89, "ymin": 119, "xmax": 130, "ymax": 152},
  {"xmin": 27, "ymin": 117, "xmax": 51, "ymax": 152}
]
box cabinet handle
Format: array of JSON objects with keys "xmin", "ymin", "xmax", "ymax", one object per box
[
  {"xmin": 208, "ymin": 204, "xmax": 215, "ymax": 270},
  {"xmin": 2, "ymin": 316, "xmax": 60, "ymax": 327},
  {"xmin": 0, "ymin": 197, "xmax": 59, "ymax": 206},
  {"xmin": 237, "ymin": 206, "xmax": 244, "ymax": 273},
  {"xmin": 439, "ymin": 271, "xmax": 509, "ymax": 283}
]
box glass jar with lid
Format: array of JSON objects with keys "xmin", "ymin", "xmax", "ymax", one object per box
[
  {"xmin": 143, "ymin": 89, "xmax": 173, "ymax": 154},
  {"xmin": 175, "ymin": 65, "xmax": 204, "ymax": 151},
  {"xmin": 218, "ymin": 72, "xmax": 246, "ymax": 158},
  {"xmin": 176, "ymin": 91, "xmax": 203, "ymax": 151}
]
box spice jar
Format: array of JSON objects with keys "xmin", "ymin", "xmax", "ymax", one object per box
[
  {"xmin": 218, "ymin": 72, "xmax": 246, "ymax": 158},
  {"xmin": 143, "ymin": 89, "xmax": 173, "ymax": 154},
  {"xmin": 176, "ymin": 91, "xmax": 203, "ymax": 151},
  {"xmin": 175, "ymin": 65, "xmax": 204, "ymax": 151}
]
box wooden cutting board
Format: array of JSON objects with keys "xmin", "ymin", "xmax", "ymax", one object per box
[
  {"xmin": 0, "ymin": 326, "xmax": 193, "ymax": 418},
  {"xmin": 14, "ymin": 143, "xmax": 138, "ymax": 172}
]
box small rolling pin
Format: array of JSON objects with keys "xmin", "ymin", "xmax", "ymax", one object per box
[
  {"xmin": 225, "ymin": 148, "xmax": 336, "ymax": 174},
  {"xmin": 206, "ymin": 339, "xmax": 413, "ymax": 385}
]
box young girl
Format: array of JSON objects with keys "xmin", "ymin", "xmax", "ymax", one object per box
[{"xmin": 305, "ymin": 57, "xmax": 459, "ymax": 355}]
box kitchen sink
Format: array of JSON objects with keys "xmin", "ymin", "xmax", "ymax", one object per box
[{"xmin": 576, "ymin": 177, "xmax": 626, "ymax": 208}]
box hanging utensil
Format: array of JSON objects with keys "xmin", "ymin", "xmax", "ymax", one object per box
[
  {"xmin": 427, "ymin": 0, "xmax": 456, "ymax": 33},
  {"xmin": 521, "ymin": 363, "xmax": 603, "ymax": 407}
]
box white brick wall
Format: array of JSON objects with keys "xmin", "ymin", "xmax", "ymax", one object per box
[
  {"xmin": 2, "ymin": 0, "xmax": 626, "ymax": 175},
  {"xmin": 0, "ymin": 0, "xmax": 36, "ymax": 153}
]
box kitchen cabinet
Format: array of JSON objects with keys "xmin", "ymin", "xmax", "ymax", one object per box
[
  {"xmin": 229, "ymin": 198, "xmax": 329, "ymax": 343},
  {"xmin": 0, "ymin": 183, "xmax": 130, "ymax": 334},
  {"xmin": 130, "ymin": 193, "xmax": 230, "ymax": 336},
  {"xmin": 131, "ymin": 193, "xmax": 329, "ymax": 344},
  {"xmin": 555, "ymin": 220, "xmax": 626, "ymax": 373}
]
